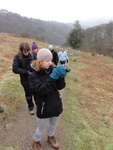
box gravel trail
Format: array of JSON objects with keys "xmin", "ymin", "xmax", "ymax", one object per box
[{"xmin": 0, "ymin": 90, "xmax": 66, "ymax": 150}]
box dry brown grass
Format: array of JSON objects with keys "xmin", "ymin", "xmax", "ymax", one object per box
[{"xmin": 74, "ymin": 52, "xmax": 113, "ymax": 115}]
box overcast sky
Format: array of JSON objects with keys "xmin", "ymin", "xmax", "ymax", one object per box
[{"xmin": 0, "ymin": 0, "xmax": 113, "ymax": 26}]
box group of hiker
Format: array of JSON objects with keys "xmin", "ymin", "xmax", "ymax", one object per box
[{"xmin": 0, "ymin": 42, "xmax": 69, "ymax": 150}]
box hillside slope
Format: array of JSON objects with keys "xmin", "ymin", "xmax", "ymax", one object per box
[
  {"xmin": 1, "ymin": 32, "xmax": 113, "ymax": 149},
  {"xmin": 0, "ymin": 9, "xmax": 73, "ymax": 45},
  {"xmin": 65, "ymin": 51, "xmax": 113, "ymax": 149}
]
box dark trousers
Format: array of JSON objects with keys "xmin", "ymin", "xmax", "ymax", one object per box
[
  {"xmin": 60, "ymin": 60, "xmax": 66, "ymax": 65},
  {"xmin": 22, "ymin": 83, "xmax": 34, "ymax": 111}
]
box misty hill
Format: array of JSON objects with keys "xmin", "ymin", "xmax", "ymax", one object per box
[{"xmin": 0, "ymin": 9, "xmax": 73, "ymax": 46}]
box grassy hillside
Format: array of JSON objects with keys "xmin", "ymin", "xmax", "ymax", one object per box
[
  {"xmin": 1, "ymin": 33, "xmax": 113, "ymax": 149},
  {"xmin": 65, "ymin": 51, "xmax": 113, "ymax": 149}
]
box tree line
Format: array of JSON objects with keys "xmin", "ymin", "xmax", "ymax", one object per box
[
  {"xmin": 0, "ymin": 9, "xmax": 72, "ymax": 46},
  {"xmin": 67, "ymin": 21, "xmax": 113, "ymax": 56},
  {"xmin": 1, "ymin": 9, "xmax": 113, "ymax": 56}
]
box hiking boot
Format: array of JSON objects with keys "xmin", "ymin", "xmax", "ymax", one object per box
[
  {"xmin": 30, "ymin": 109, "xmax": 35, "ymax": 115},
  {"xmin": 0, "ymin": 106, "xmax": 4, "ymax": 113},
  {"xmin": 33, "ymin": 141, "xmax": 42, "ymax": 150},
  {"xmin": 48, "ymin": 136, "xmax": 59, "ymax": 149}
]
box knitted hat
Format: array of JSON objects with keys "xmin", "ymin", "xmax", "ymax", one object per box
[
  {"xmin": 37, "ymin": 48, "xmax": 52, "ymax": 61},
  {"xmin": 49, "ymin": 45, "xmax": 53, "ymax": 50},
  {"xmin": 32, "ymin": 42, "xmax": 38, "ymax": 51}
]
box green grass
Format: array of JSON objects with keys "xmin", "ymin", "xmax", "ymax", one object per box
[
  {"xmin": 0, "ymin": 69, "xmax": 25, "ymax": 126},
  {"xmin": 63, "ymin": 53, "xmax": 113, "ymax": 150}
]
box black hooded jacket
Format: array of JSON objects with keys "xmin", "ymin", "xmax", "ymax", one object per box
[
  {"xmin": 12, "ymin": 53, "xmax": 33, "ymax": 85},
  {"xmin": 29, "ymin": 66, "xmax": 66, "ymax": 118}
]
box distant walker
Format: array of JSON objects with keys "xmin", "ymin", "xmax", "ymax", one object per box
[{"xmin": 58, "ymin": 48, "xmax": 68, "ymax": 65}]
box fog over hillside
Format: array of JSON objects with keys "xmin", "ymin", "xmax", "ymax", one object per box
[
  {"xmin": 80, "ymin": 18, "xmax": 113, "ymax": 29},
  {"xmin": 0, "ymin": 9, "xmax": 73, "ymax": 46},
  {"xmin": 65, "ymin": 17, "xmax": 113, "ymax": 29}
]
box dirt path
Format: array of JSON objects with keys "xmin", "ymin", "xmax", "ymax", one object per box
[{"xmin": 0, "ymin": 89, "xmax": 66, "ymax": 150}]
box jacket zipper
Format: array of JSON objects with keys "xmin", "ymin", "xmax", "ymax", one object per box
[{"xmin": 41, "ymin": 102, "xmax": 45, "ymax": 114}]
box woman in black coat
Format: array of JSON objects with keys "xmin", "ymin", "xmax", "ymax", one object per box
[
  {"xmin": 29, "ymin": 48, "xmax": 67, "ymax": 150},
  {"xmin": 12, "ymin": 42, "xmax": 35, "ymax": 115}
]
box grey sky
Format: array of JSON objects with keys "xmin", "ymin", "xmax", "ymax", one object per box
[{"xmin": 0, "ymin": 0, "xmax": 113, "ymax": 26}]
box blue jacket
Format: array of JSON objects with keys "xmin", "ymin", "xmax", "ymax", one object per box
[{"xmin": 58, "ymin": 51, "xmax": 68, "ymax": 61}]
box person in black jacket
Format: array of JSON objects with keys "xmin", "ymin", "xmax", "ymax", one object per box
[
  {"xmin": 48, "ymin": 45, "xmax": 59, "ymax": 66},
  {"xmin": 12, "ymin": 42, "xmax": 36, "ymax": 115},
  {"xmin": 29, "ymin": 48, "xmax": 67, "ymax": 150}
]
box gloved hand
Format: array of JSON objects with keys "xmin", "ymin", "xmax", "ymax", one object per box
[{"xmin": 50, "ymin": 65, "xmax": 67, "ymax": 79}]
